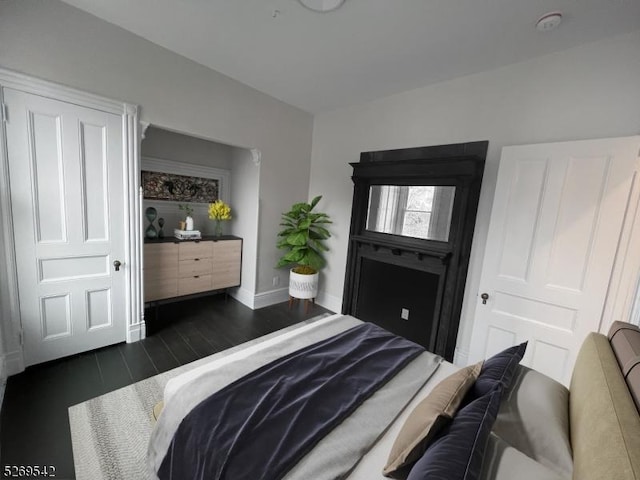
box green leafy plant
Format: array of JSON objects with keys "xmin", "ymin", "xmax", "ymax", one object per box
[
  {"xmin": 178, "ymin": 203, "xmax": 194, "ymax": 217},
  {"xmin": 277, "ymin": 195, "xmax": 332, "ymax": 274}
]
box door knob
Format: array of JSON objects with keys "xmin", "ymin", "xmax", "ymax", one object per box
[
  {"xmin": 481, "ymin": 293, "xmax": 489, "ymax": 305},
  {"xmin": 113, "ymin": 260, "xmax": 122, "ymax": 272}
]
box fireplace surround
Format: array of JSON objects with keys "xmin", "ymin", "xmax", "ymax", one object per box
[{"xmin": 342, "ymin": 141, "xmax": 488, "ymax": 361}]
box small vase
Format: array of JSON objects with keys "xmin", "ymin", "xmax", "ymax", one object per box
[
  {"xmin": 215, "ymin": 220, "xmax": 223, "ymax": 237},
  {"xmin": 185, "ymin": 216, "xmax": 194, "ymax": 231}
]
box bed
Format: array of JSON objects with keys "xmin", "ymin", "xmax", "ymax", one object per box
[
  {"xmin": 148, "ymin": 313, "xmax": 459, "ymax": 479},
  {"xmin": 149, "ymin": 313, "xmax": 640, "ymax": 480}
]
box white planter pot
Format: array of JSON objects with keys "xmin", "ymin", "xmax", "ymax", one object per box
[
  {"xmin": 289, "ymin": 269, "xmax": 319, "ymax": 299},
  {"xmin": 185, "ymin": 216, "xmax": 194, "ymax": 231}
]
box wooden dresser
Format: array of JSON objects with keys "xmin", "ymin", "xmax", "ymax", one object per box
[{"xmin": 144, "ymin": 236, "xmax": 242, "ymax": 302}]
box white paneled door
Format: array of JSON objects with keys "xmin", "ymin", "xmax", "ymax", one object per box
[
  {"xmin": 4, "ymin": 88, "xmax": 127, "ymax": 366},
  {"xmin": 469, "ymin": 136, "xmax": 640, "ymax": 385}
]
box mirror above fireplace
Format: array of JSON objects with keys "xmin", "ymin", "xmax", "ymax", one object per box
[{"xmin": 366, "ymin": 185, "xmax": 456, "ymax": 241}]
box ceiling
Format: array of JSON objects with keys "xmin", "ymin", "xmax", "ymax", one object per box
[{"xmin": 60, "ymin": 0, "xmax": 640, "ymax": 113}]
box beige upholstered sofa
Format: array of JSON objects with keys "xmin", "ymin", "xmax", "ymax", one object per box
[
  {"xmin": 482, "ymin": 321, "xmax": 640, "ymax": 480},
  {"xmin": 570, "ymin": 322, "xmax": 640, "ymax": 480}
]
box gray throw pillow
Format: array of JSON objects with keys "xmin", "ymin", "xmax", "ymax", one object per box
[
  {"xmin": 480, "ymin": 433, "xmax": 569, "ymax": 480},
  {"xmin": 491, "ymin": 365, "xmax": 573, "ymax": 476}
]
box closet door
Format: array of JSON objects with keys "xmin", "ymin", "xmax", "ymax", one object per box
[
  {"xmin": 469, "ymin": 136, "xmax": 640, "ymax": 385},
  {"xmin": 4, "ymin": 88, "xmax": 127, "ymax": 366}
]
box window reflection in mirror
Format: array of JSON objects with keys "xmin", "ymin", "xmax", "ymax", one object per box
[{"xmin": 366, "ymin": 185, "xmax": 455, "ymax": 241}]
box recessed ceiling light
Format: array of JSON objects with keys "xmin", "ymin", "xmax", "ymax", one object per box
[
  {"xmin": 298, "ymin": 0, "xmax": 345, "ymax": 13},
  {"xmin": 536, "ymin": 11, "xmax": 563, "ymax": 32}
]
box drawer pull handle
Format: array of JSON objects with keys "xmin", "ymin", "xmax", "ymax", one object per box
[
  {"xmin": 194, "ymin": 275, "xmax": 200, "ymax": 278},
  {"xmin": 194, "ymin": 258, "xmax": 200, "ymax": 261}
]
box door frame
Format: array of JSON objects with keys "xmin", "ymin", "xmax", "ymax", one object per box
[{"xmin": 0, "ymin": 67, "xmax": 142, "ymax": 376}]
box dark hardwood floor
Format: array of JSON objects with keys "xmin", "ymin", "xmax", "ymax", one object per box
[{"xmin": 0, "ymin": 295, "xmax": 331, "ymax": 479}]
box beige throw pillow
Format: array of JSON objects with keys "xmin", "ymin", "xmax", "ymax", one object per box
[{"xmin": 383, "ymin": 361, "xmax": 483, "ymax": 478}]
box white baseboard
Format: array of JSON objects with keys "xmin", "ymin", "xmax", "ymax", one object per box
[
  {"xmin": 453, "ymin": 347, "xmax": 469, "ymax": 366},
  {"xmin": 315, "ymin": 290, "xmax": 342, "ymax": 314},
  {"xmin": 4, "ymin": 349, "xmax": 24, "ymax": 376},
  {"xmin": 253, "ymin": 288, "xmax": 290, "ymax": 309},
  {"xmin": 230, "ymin": 286, "xmax": 340, "ymax": 312},
  {"xmin": 229, "ymin": 286, "xmax": 256, "ymax": 309},
  {"xmin": 126, "ymin": 321, "xmax": 146, "ymax": 343}
]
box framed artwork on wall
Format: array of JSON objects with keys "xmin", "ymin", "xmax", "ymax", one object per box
[{"xmin": 141, "ymin": 170, "xmax": 219, "ymax": 203}]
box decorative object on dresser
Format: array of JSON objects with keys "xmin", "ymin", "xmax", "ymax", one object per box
[
  {"xmin": 145, "ymin": 206, "xmax": 158, "ymax": 239},
  {"xmin": 208, "ymin": 200, "xmax": 232, "ymax": 237},
  {"xmin": 277, "ymin": 195, "xmax": 332, "ymax": 313},
  {"xmin": 173, "ymin": 228, "xmax": 201, "ymax": 240},
  {"xmin": 157, "ymin": 217, "xmax": 165, "ymax": 238},
  {"xmin": 143, "ymin": 236, "xmax": 242, "ymax": 303},
  {"xmin": 178, "ymin": 203, "xmax": 195, "ymax": 231}
]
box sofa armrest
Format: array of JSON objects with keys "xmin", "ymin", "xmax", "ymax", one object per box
[{"xmin": 569, "ymin": 332, "xmax": 640, "ymax": 480}]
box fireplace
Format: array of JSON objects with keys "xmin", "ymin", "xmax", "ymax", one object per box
[
  {"xmin": 342, "ymin": 141, "xmax": 488, "ymax": 361},
  {"xmin": 356, "ymin": 258, "xmax": 441, "ymax": 349}
]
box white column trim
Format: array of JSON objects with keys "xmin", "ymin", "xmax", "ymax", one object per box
[
  {"xmin": 250, "ymin": 148, "xmax": 262, "ymax": 166},
  {"xmin": 140, "ymin": 121, "xmax": 151, "ymax": 140},
  {"xmin": 124, "ymin": 108, "xmax": 143, "ymax": 342}
]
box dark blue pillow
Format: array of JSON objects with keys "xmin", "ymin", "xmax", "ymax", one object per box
[
  {"xmin": 406, "ymin": 389, "xmax": 502, "ymax": 480},
  {"xmin": 470, "ymin": 342, "xmax": 527, "ymax": 398}
]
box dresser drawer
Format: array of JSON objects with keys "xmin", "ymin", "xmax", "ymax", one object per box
[
  {"xmin": 144, "ymin": 277, "xmax": 178, "ymax": 302},
  {"xmin": 213, "ymin": 269, "xmax": 241, "ymax": 289},
  {"xmin": 213, "ymin": 239, "xmax": 242, "ymax": 259},
  {"xmin": 178, "ymin": 274, "xmax": 213, "ymax": 296},
  {"xmin": 179, "ymin": 258, "xmax": 213, "ymax": 278},
  {"xmin": 179, "ymin": 241, "xmax": 213, "ymax": 261},
  {"xmin": 144, "ymin": 243, "xmax": 179, "ymax": 271}
]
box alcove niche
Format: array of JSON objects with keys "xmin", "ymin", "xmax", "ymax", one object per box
[{"xmin": 140, "ymin": 125, "xmax": 260, "ymax": 307}]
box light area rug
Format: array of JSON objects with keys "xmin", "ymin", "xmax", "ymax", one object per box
[{"xmin": 68, "ymin": 314, "xmax": 331, "ymax": 480}]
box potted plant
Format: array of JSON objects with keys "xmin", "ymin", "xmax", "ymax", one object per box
[
  {"xmin": 277, "ymin": 195, "xmax": 332, "ymax": 300},
  {"xmin": 179, "ymin": 203, "xmax": 194, "ymax": 231}
]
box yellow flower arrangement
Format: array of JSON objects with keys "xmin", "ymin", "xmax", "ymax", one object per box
[
  {"xmin": 208, "ymin": 200, "xmax": 232, "ymax": 236},
  {"xmin": 208, "ymin": 200, "xmax": 232, "ymax": 221}
]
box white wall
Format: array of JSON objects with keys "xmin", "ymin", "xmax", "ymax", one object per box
[
  {"xmin": 0, "ymin": 0, "xmax": 312, "ymax": 303},
  {"xmin": 142, "ymin": 126, "xmax": 233, "ymax": 170},
  {"xmin": 309, "ymin": 30, "xmax": 640, "ymax": 363},
  {"xmin": 229, "ymin": 148, "xmax": 262, "ymax": 307}
]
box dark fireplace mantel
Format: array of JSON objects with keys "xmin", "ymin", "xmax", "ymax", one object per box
[{"xmin": 342, "ymin": 141, "xmax": 488, "ymax": 361}]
